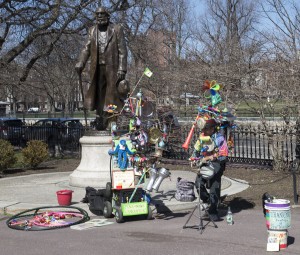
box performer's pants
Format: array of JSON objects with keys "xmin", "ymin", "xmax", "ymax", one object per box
[{"xmin": 195, "ymin": 160, "xmax": 226, "ymax": 215}]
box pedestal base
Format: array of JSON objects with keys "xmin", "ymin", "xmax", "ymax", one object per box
[{"xmin": 69, "ymin": 131, "xmax": 112, "ymax": 188}]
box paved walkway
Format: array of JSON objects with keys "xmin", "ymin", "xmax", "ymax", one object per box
[
  {"xmin": 0, "ymin": 170, "xmax": 249, "ymax": 216},
  {"xmin": 2, "ymin": 171, "xmax": 300, "ymax": 255}
]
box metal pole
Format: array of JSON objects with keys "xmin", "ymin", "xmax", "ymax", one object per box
[
  {"xmin": 292, "ymin": 169, "xmax": 298, "ymax": 204},
  {"xmin": 185, "ymin": 92, "xmax": 187, "ymax": 117},
  {"xmin": 183, "ymin": 84, "xmax": 187, "ymax": 117},
  {"xmin": 292, "ymin": 121, "xmax": 300, "ymax": 204},
  {"xmin": 119, "ymin": 73, "xmax": 145, "ymax": 115}
]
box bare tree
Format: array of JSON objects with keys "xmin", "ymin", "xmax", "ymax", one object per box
[
  {"xmin": 260, "ymin": 0, "xmax": 300, "ymax": 117},
  {"xmin": 192, "ymin": 0, "xmax": 260, "ymax": 81},
  {"xmin": 0, "ymin": 0, "xmax": 134, "ymax": 112},
  {"xmin": 189, "ymin": 0, "xmax": 300, "ymax": 169},
  {"xmin": 114, "ymin": 0, "xmax": 194, "ymax": 106}
]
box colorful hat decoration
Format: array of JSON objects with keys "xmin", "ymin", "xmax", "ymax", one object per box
[{"xmin": 202, "ymin": 80, "xmax": 223, "ymax": 106}]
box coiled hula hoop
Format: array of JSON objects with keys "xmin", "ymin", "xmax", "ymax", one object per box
[{"xmin": 6, "ymin": 206, "xmax": 90, "ymax": 231}]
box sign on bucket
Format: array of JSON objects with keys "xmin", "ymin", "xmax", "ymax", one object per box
[
  {"xmin": 268, "ymin": 230, "xmax": 288, "ymax": 249},
  {"xmin": 264, "ymin": 199, "xmax": 291, "ymax": 230}
]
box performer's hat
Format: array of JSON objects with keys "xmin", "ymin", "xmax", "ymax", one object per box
[{"xmin": 203, "ymin": 119, "xmax": 218, "ymax": 129}]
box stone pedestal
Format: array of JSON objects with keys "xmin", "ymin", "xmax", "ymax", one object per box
[{"xmin": 69, "ymin": 131, "xmax": 112, "ymax": 188}]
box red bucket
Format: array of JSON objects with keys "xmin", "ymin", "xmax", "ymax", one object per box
[{"xmin": 56, "ymin": 190, "xmax": 73, "ymax": 206}]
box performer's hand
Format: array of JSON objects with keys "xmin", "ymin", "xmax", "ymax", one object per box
[
  {"xmin": 203, "ymin": 155, "xmax": 214, "ymax": 162},
  {"xmin": 117, "ymin": 70, "xmax": 126, "ymax": 81},
  {"xmin": 75, "ymin": 62, "xmax": 84, "ymax": 74}
]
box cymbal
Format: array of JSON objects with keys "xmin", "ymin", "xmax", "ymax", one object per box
[{"xmin": 149, "ymin": 127, "xmax": 162, "ymax": 144}]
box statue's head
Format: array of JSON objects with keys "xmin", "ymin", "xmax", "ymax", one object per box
[{"xmin": 95, "ymin": 7, "xmax": 110, "ymax": 26}]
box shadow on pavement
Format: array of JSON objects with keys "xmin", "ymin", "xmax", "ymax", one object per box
[
  {"xmin": 219, "ymin": 196, "xmax": 255, "ymax": 216},
  {"xmin": 288, "ymin": 236, "xmax": 295, "ymax": 246},
  {"xmin": 155, "ymin": 212, "xmax": 189, "ymax": 220}
]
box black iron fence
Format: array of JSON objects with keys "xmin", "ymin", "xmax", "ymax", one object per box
[
  {"xmin": 165, "ymin": 124, "xmax": 299, "ymax": 167},
  {"xmin": 1, "ymin": 123, "xmax": 299, "ymax": 166},
  {"xmin": 0, "ymin": 124, "xmax": 86, "ymax": 155},
  {"xmin": 229, "ymin": 125, "xmax": 298, "ymax": 166}
]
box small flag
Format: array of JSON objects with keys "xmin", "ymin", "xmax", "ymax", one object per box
[{"xmin": 144, "ymin": 67, "xmax": 153, "ymax": 78}]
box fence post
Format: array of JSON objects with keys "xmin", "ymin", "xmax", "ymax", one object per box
[
  {"xmin": 296, "ymin": 120, "xmax": 300, "ymax": 160},
  {"xmin": 293, "ymin": 120, "xmax": 300, "ymax": 204}
]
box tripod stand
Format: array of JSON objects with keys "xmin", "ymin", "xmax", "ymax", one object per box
[{"xmin": 182, "ymin": 178, "xmax": 218, "ymax": 234}]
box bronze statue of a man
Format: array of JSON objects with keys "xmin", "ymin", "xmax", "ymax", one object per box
[{"xmin": 75, "ymin": 7, "xmax": 129, "ymax": 130}]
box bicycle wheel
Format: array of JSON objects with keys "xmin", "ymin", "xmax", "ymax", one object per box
[{"xmin": 6, "ymin": 206, "xmax": 90, "ymax": 231}]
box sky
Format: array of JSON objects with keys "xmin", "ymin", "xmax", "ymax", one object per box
[
  {"xmin": 190, "ymin": 0, "xmax": 205, "ymax": 16},
  {"xmin": 188, "ymin": 0, "xmax": 297, "ymax": 32}
]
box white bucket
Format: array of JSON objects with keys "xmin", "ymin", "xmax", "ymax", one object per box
[{"xmin": 264, "ymin": 199, "xmax": 291, "ymax": 230}]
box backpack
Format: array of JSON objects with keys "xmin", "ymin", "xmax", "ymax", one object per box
[
  {"xmin": 84, "ymin": 186, "xmax": 112, "ymax": 215},
  {"xmin": 175, "ymin": 177, "xmax": 195, "ymax": 202}
]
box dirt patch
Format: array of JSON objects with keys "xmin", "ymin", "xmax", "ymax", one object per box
[
  {"xmin": 224, "ymin": 164, "xmax": 296, "ymax": 209},
  {"xmin": 1, "ymin": 158, "xmax": 80, "ymax": 177},
  {"xmin": 161, "ymin": 160, "xmax": 298, "ymax": 210}
]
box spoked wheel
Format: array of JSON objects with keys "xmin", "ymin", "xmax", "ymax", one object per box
[
  {"xmin": 114, "ymin": 207, "xmax": 124, "ymax": 223},
  {"xmin": 146, "ymin": 205, "xmax": 153, "ymax": 220},
  {"xmin": 6, "ymin": 206, "xmax": 90, "ymax": 231},
  {"xmin": 103, "ymin": 201, "xmax": 113, "ymax": 218}
]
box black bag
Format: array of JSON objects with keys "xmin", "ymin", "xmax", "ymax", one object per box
[
  {"xmin": 86, "ymin": 188, "xmax": 106, "ymax": 215},
  {"xmin": 84, "ymin": 185, "xmax": 112, "ymax": 215},
  {"xmin": 175, "ymin": 177, "xmax": 195, "ymax": 202}
]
